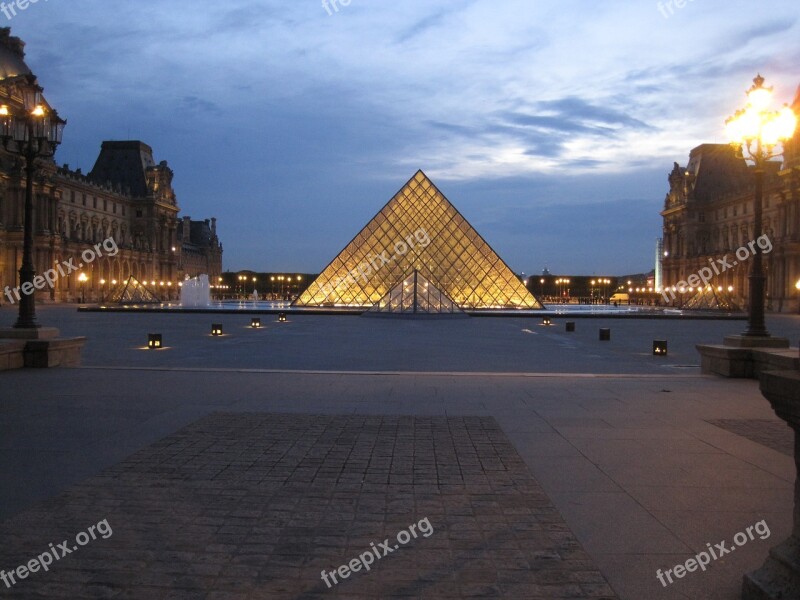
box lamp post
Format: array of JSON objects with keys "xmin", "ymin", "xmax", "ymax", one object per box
[
  {"xmin": 78, "ymin": 272, "xmax": 88, "ymax": 304},
  {"xmin": 0, "ymin": 76, "xmax": 65, "ymax": 329},
  {"xmin": 725, "ymin": 74, "xmax": 797, "ymax": 339},
  {"xmin": 796, "ymin": 280, "xmax": 800, "ymax": 314}
]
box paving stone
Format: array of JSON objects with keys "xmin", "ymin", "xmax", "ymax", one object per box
[
  {"xmin": 706, "ymin": 418, "xmax": 793, "ymax": 456},
  {"xmin": 0, "ymin": 413, "xmax": 615, "ymax": 599}
]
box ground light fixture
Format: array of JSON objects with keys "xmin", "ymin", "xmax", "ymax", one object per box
[
  {"xmin": 251, "ymin": 317, "xmax": 262, "ymax": 328},
  {"xmin": 147, "ymin": 334, "xmax": 162, "ymax": 349},
  {"xmin": 599, "ymin": 328, "xmax": 611, "ymax": 341},
  {"xmin": 566, "ymin": 322, "xmax": 575, "ymax": 332},
  {"xmin": 278, "ymin": 313, "xmax": 287, "ymax": 322},
  {"xmin": 653, "ymin": 340, "xmax": 668, "ymax": 356},
  {"xmin": 541, "ymin": 317, "xmax": 552, "ymax": 326},
  {"xmin": 211, "ymin": 324, "xmax": 224, "ymax": 336}
]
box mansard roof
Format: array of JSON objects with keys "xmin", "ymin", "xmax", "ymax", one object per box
[
  {"xmin": 0, "ymin": 28, "xmax": 31, "ymax": 80},
  {"xmin": 88, "ymin": 141, "xmax": 157, "ymax": 198},
  {"xmin": 685, "ymin": 144, "xmax": 751, "ymax": 202}
]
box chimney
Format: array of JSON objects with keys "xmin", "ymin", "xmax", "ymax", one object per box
[
  {"xmin": 210, "ymin": 217, "xmax": 217, "ymax": 236},
  {"xmin": 182, "ymin": 216, "xmax": 191, "ymax": 240}
]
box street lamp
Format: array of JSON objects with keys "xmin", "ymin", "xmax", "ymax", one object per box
[
  {"xmin": 0, "ymin": 76, "xmax": 65, "ymax": 329},
  {"xmin": 725, "ymin": 74, "xmax": 797, "ymax": 338},
  {"xmin": 78, "ymin": 272, "xmax": 88, "ymax": 303}
]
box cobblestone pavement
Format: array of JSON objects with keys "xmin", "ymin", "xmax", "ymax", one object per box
[
  {"xmin": 0, "ymin": 414, "xmax": 616, "ymax": 599},
  {"xmin": 706, "ymin": 419, "xmax": 794, "ymax": 457}
]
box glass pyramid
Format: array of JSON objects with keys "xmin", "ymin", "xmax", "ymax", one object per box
[
  {"xmin": 366, "ymin": 270, "xmax": 465, "ymax": 315},
  {"xmin": 683, "ymin": 286, "xmax": 741, "ymax": 311},
  {"xmin": 294, "ymin": 170, "xmax": 542, "ymax": 310},
  {"xmin": 106, "ymin": 276, "xmax": 160, "ymax": 304}
]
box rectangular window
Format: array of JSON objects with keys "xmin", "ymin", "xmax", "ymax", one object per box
[
  {"xmin": 104, "ymin": 200, "xmax": 108, "ymax": 211},
  {"xmin": 93, "ymin": 197, "xmax": 97, "ymax": 209},
  {"xmin": 82, "ymin": 194, "xmax": 86, "ymax": 206}
]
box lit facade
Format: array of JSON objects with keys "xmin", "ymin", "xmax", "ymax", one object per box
[
  {"xmin": 0, "ymin": 30, "xmax": 222, "ymax": 304},
  {"xmin": 661, "ymin": 88, "xmax": 800, "ymax": 312},
  {"xmin": 295, "ymin": 171, "xmax": 541, "ymax": 310}
]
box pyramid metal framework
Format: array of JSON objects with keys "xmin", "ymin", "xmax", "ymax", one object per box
[
  {"xmin": 294, "ymin": 171, "xmax": 542, "ymax": 310},
  {"xmin": 367, "ymin": 270, "xmax": 464, "ymax": 315},
  {"xmin": 106, "ymin": 276, "xmax": 160, "ymax": 304},
  {"xmin": 683, "ymin": 286, "xmax": 742, "ymax": 311}
]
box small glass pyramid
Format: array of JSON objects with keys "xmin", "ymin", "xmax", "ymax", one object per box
[
  {"xmin": 106, "ymin": 276, "xmax": 160, "ymax": 304},
  {"xmin": 366, "ymin": 270, "xmax": 464, "ymax": 315}
]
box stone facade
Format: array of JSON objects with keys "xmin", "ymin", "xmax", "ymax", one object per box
[
  {"xmin": 0, "ymin": 30, "xmax": 222, "ymax": 304},
  {"xmin": 661, "ymin": 86, "xmax": 800, "ymax": 312}
]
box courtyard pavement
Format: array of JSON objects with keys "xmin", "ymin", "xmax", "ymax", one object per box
[{"xmin": 0, "ymin": 306, "xmax": 798, "ymax": 599}]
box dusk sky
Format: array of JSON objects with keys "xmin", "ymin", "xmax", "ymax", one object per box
[{"xmin": 10, "ymin": 0, "xmax": 800, "ymax": 275}]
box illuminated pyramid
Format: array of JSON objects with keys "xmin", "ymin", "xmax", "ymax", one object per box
[
  {"xmin": 294, "ymin": 171, "xmax": 542, "ymax": 310},
  {"xmin": 683, "ymin": 286, "xmax": 741, "ymax": 312},
  {"xmin": 366, "ymin": 270, "xmax": 465, "ymax": 316},
  {"xmin": 107, "ymin": 276, "xmax": 160, "ymax": 304}
]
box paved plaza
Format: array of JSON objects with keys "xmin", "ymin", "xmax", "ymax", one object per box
[
  {"xmin": 1, "ymin": 306, "xmax": 798, "ymax": 599},
  {"xmin": 0, "ymin": 414, "xmax": 614, "ymax": 599}
]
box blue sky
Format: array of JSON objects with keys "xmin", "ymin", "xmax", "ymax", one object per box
[{"xmin": 9, "ymin": 0, "xmax": 800, "ymax": 275}]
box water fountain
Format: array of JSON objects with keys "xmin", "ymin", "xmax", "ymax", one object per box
[{"xmin": 180, "ymin": 274, "xmax": 211, "ymax": 308}]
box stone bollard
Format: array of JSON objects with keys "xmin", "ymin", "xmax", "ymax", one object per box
[{"xmin": 742, "ymin": 370, "xmax": 800, "ymax": 599}]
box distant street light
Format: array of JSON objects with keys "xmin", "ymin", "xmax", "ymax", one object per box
[
  {"xmin": 725, "ymin": 75, "xmax": 796, "ymax": 338},
  {"xmin": 78, "ymin": 272, "xmax": 88, "ymax": 303}
]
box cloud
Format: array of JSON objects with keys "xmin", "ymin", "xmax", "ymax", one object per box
[{"xmin": 12, "ymin": 0, "xmax": 799, "ymax": 274}]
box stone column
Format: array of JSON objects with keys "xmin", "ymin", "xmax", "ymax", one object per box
[{"xmin": 743, "ymin": 369, "xmax": 800, "ymax": 599}]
